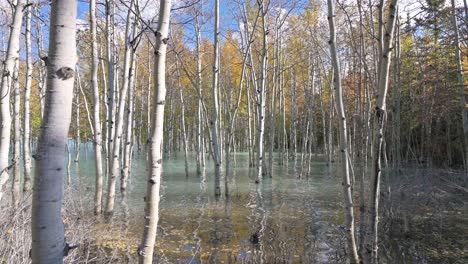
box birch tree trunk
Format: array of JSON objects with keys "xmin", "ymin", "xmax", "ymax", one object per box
[
  {"xmin": 77, "ymin": 71, "xmax": 95, "ymax": 137},
  {"xmin": 247, "ymin": 80, "xmax": 254, "ymax": 167},
  {"xmin": 0, "ymin": 0, "xmax": 25, "ymax": 203},
  {"xmin": 363, "ymin": 1, "xmax": 398, "ymax": 263},
  {"xmin": 268, "ymin": 22, "xmax": 279, "ymax": 177},
  {"xmin": 90, "ymin": 0, "xmax": 104, "ymax": 215},
  {"xmin": 212, "ymin": 0, "xmax": 222, "ymax": 196},
  {"xmin": 451, "ymin": 0, "xmax": 468, "ymax": 171},
  {"xmin": 23, "ymin": 1, "xmax": 33, "ymax": 193},
  {"xmin": 105, "ymin": 0, "xmax": 136, "ymax": 214},
  {"xmin": 327, "ymin": 1, "xmax": 360, "ymax": 262},
  {"xmin": 31, "ymin": 0, "xmax": 77, "ymax": 262},
  {"xmin": 138, "ymin": 0, "xmax": 172, "ymax": 262},
  {"xmin": 12, "ymin": 60, "xmax": 21, "ymax": 207},
  {"xmin": 74, "ymin": 81, "xmax": 81, "ymax": 162},
  {"xmin": 66, "ymin": 144, "xmax": 71, "ymax": 186},
  {"xmin": 121, "ymin": 49, "xmax": 137, "ymax": 192},
  {"xmin": 256, "ymin": 1, "xmax": 269, "ymax": 183},
  {"xmin": 195, "ymin": 9, "xmax": 204, "ymax": 174},
  {"xmin": 35, "ymin": 4, "xmax": 46, "ymax": 120},
  {"xmin": 393, "ymin": 16, "xmax": 401, "ymax": 168},
  {"xmin": 106, "ymin": 0, "xmax": 116, "ymax": 176},
  {"xmin": 176, "ymin": 61, "xmax": 189, "ymax": 177},
  {"xmin": 146, "ymin": 45, "xmax": 152, "ymax": 145}
]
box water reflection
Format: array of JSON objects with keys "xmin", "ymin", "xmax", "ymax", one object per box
[{"xmin": 69, "ymin": 147, "xmax": 466, "ymax": 263}]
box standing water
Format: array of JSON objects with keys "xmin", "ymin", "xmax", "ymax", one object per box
[{"xmin": 70, "ymin": 144, "xmax": 467, "ymax": 263}]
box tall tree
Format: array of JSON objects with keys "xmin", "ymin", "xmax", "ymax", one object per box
[
  {"xmin": 363, "ymin": 1, "xmax": 399, "ymax": 263},
  {"xmin": 195, "ymin": 4, "xmax": 205, "ymax": 174},
  {"xmin": 90, "ymin": 0, "xmax": 104, "ymax": 215},
  {"xmin": 451, "ymin": 0, "xmax": 468, "ymax": 169},
  {"xmin": 212, "ymin": 0, "xmax": 222, "ymax": 196},
  {"xmin": 0, "ymin": 0, "xmax": 25, "ymax": 202},
  {"xmin": 138, "ymin": 0, "xmax": 172, "ymax": 262},
  {"xmin": 106, "ymin": 0, "xmax": 116, "ymax": 177},
  {"xmin": 23, "ymin": 0, "xmax": 33, "ymax": 193},
  {"xmin": 105, "ymin": 0, "xmax": 136, "ymax": 215},
  {"xmin": 327, "ymin": 0, "xmax": 360, "ymax": 263},
  {"xmin": 12, "ymin": 60, "xmax": 21, "ymax": 207},
  {"xmin": 31, "ymin": 0, "xmax": 77, "ymax": 262},
  {"xmin": 256, "ymin": 0, "xmax": 269, "ymax": 183}
]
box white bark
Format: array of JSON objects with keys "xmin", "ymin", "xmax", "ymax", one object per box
[
  {"xmin": 146, "ymin": 46, "xmax": 152, "ymax": 144},
  {"xmin": 31, "ymin": 0, "xmax": 77, "ymax": 262},
  {"xmin": 195, "ymin": 9, "xmax": 204, "ymax": 174},
  {"xmin": 23, "ymin": 1, "xmax": 33, "ymax": 193},
  {"xmin": 106, "ymin": 0, "xmax": 116, "ymax": 176},
  {"xmin": 121, "ymin": 48, "xmax": 137, "ymax": 192},
  {"xmin": 256, "ymin": 1, "xmax": 269, "ymax": 183},
  {"xmin": 105, "ymin": 0, "xmax": 136, "ymax": 214},
  {"xmin": 138, "ymin": 0, "xmax": 172, "ymax": 262},
  {"xmin": 34, "ymin": 5, "xmax": 46, "ymax": 119},
  {"xmin": 327, "ymin": 0, "xmax": 360, "ymax": 262},
  {"xmin": 212, "ymin": 0, "xmax": 221, "ymax": 196},
  {"xmin": 74, "ymin": 80, "xmax": 81, "ymax": 162},
  {"xmin": 77, "ymin": 71, "xmax": 95, "ymax": 137},
  {"xmin": 176, "ymin": 61, "xmax": 189, "ymax": 177},
  {"xmin": 12, "ymin": 59, "xmax": 21, "ymax": 207},
  {"xmin": 90, "ymin": 0, "xmax": 104, "ymax": 215},
  {"xmin": 66, "ymin": 143, "xmax": 71, "ymax": 186},
  {"xmin": 364, "ymin": 1, "xmax": 398, "ymax": 263},
  {"xmin": 268, "ymin": 22, "xmax": 280, "ymax": 177},
  {"xmin": 0, "ymin": 0, "xmax": 25, "ymax": 203}
]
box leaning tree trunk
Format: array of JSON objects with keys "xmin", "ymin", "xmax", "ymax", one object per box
[
  {"xmin": 74, "ymin": 79, "xmax": 81, "ymax": 162},
  {"xmin": 0, "ymin": 0, "xmax": 25, "ymax": 203},
  {"xmin": 363, "ymin": 1, "xmax": 398, "ymax": 263},
  {"xmin": 23, "ymin": 1, "xmax": 33, "ymax": 193},
  {"xmin": 138, "ymin": 0, "xmax": 172, "ymax": 262},
  {"xmin": 212, "ymin": 0, "xmax": 222, "ymax": 197},
  {"xmin": 327, "ymin": 0, "xmax": 360, "ymax": 263},
  {"xmin": 90, "ymin": 0, "xmax": 104, "ymax": 215},
  {"xmin": 31, "ymin": 0, "xmax": 77, "ymax": 262}
]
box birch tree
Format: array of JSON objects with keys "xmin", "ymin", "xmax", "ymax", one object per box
[
  {"xmin": 31, "ymin": 0, "xmax": 77, "ymax": 262},
  {"xmin": 0, "ymin": 0, "xmax": 25, "ymax": 202},
  {"xmin": 122, "ymin": 46, "xmax": 137, "ymax": 192},
  {"xmin": 90, "ymin": 0, "xmax": 104, "ymax": 215},
  {"xmin": 105, "ymin": 0, "xmax": 136, "ymax": 214},
  {"xmin": 255, "ymin": 0, "xmax": 269, "ymax": 183},
  {"xmin": 106, "ymin": 0, "xmax": 116, "ymax": 176},
  {"xmin": 212, "ymin": 0, "xmax": 222, "ymax": 196},
  {"xmin": 327, "ymin": 0, "xmax": 360, "ymax": 262},
  {"xmin": 195, "ymin": 6, "xmax": 205, "ymax": 174},
  {"xmin": 363, "ymin": 1, "xmax": 398, "ymax": 263},
  {"xmin": 451, "ymin": 0, "xmax": 468, "ymax": 169},
  {"xmin": 23, "ymin": 0, "xmax": 33, "ymax": 193},
  {"xmin": 138, "ymin": 0, "xmax": 172, "ymax": 262},
  {"xmin": 12, "ymin": 60, "xmax": 21, "ymax": 207}
]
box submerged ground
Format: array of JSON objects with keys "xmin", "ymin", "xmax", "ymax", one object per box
[{"xmin": 1, "ymin": 145, "xmax": 467, "ymax": 263}]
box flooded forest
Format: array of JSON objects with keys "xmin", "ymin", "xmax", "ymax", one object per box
[{"xmin": 0, "ymin": 0, "xmax": 467, "ymax": 263}]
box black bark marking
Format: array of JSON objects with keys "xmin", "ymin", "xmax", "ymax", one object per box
[{"xmin": 56, "ymin": 67, "xmax": 74, "ymax": 80}]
